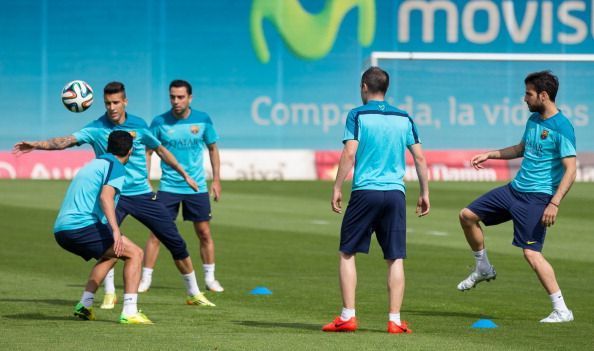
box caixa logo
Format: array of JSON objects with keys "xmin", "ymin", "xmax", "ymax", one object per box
[
  {"xmin": 251, "ymin": 0, "xmax": 594, "ymax": 63},
  {"xmin": 250, "ymin": 0, "xmax": 376, "ymax": 63}
]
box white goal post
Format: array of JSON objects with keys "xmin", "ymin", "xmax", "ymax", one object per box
[{"xmin": 369, "ymin": 51, "xmax": 594, "ymax": 66}]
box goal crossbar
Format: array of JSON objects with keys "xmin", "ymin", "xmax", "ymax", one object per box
[{"xmin": 370, "ymin": 52, "xmax": 594, "ymax": 66}]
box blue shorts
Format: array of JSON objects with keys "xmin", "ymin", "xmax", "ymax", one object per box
[
  {"xmin": 116, "ymin": 193, "xmax": 189, "ymax": 260},
  {"xmin": 340, "ymin": 190, "xmax": 407, "ymax": 260},
  {"xmin": 54, "ymin": 222, "xmax": 114, "ymax": 261},
  {"xmin": 157, "ymin": 191, "xmax": 212, "ymax": 222},
  {"xmin": 467, "ymin": 184, "xmax": 552, "ymax": 252}
]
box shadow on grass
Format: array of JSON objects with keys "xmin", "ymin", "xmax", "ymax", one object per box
[
  {"xmin": 233, "ymin": 320, "xmax": 381, "ymax": 333},
  {"xmin": 406, "ymin": 309, "xmax": 494, "ymax": 319},
  {"xmin": 0, "ymin": 298, "xmax": 72, "ymax": 306},
  {"xmin": 2, "ymin": 312, "xmax": 112, "ymax": 323},
  {"xmin": 66, "ymin": 284, "xmax": 177, "ymax": 291}
]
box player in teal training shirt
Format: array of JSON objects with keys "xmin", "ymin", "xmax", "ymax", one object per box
[
  {"xmin": 53, "ymin": 131, "xmax": 152, "ymax": 324},
  {"xmin": 457, "ymin": 71, "xmax": 577, "ymax": 323}
]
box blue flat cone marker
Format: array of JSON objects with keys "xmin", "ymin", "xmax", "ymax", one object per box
[
  {"xmin": 250, "ymin": 286, "xmax": 272, "ymax": 295},
  {"xmin": 471, "ymin": 319, "xmax": 497, "ymax": 329}
]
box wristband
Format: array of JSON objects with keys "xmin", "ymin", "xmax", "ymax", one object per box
[{"xmin": 549, "ymin": 202, "xmax": 559, "ymax": 207}]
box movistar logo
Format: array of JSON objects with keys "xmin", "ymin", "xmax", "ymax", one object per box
[{"xmin": 250, "ymin": 0, "xmax": 376, "ymax": 63}]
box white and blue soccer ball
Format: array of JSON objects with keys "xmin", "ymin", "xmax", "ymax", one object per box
[{"xmin": 61, "ymin": 80, "xmax": 94, "ymax": 112}]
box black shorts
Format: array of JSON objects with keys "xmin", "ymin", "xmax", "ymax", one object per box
[{"xmin": 54, "ymin": 222, "xmax": 114, "ymax": 261}]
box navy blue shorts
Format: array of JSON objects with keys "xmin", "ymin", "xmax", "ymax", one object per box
[
  {"xmin": 54, "ymin": 223, "xmax": 114, "ymax": 261},
  {"xmin": 340, "ymin": 190, "xmax": 407, "ymax": 260},
  {"xmin": 467, "ymin": 184, "xmax": 552, "ymax": 252},
  {"xmin": 157, "ymin": 191, "xmax": 212, "ymax": 222},
  {"xmin": 116, "ymin": 193, "xmax": 189, "ymax": 260}
]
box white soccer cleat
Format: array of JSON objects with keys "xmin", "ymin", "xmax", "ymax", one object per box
[
  {"xmin": 205, "ymin": 280, "xmax": 224, "ymax": 292},
  {"xmin": 540, "ymin": 309, "xmax": 574, "ymax": 323},
  {"xmin": 138, "ymin": 278, "xmax": 152, "ymax": 293},
  {"xmin": 457, "ymin": 266, "xmax": 497, "ymax": 291}
]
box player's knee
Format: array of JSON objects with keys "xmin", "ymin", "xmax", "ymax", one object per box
[
  {"xmin": 523, "ymin": 249, "xmax": 541, "ymax": 269},
  {"xmin": 197, "ymin": 229, "xmax": 212, "ymax": 243},
  {"xmin": 459, "ymin": 208, "xmax": 478, "ymax": 225}
]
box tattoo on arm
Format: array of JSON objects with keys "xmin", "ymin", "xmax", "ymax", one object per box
[{"xmin": 38, "ymin": 136, "xmax": 77, "ymax": 150}]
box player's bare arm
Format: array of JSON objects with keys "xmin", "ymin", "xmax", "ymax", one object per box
[
  {"xmin": 331, "ymin": 140, "xmax": 358, "ymax": 214},
  {"xmin": 146, "ymin": 149, "xmax": 154, "ymax": 191},
  {"xmin": 13, "ymin": 135, "xmax": 78, "ymax": 155},
  {"xmin": 471, "ymin": 142, "xmax": 525, "ymax": 170},
  {"xmin": 153, "ymin": 145, "xmax": 199, "ymax": 192},
  {"xmin": 207, "ymin": 143, "xmax": 222, "ymax": 201},
  {"xmin": 99, "ymin": 184, "xmax": 124, "ymax": 257},
  {"xmin": 541, "ymin": 156, "xmax": 577, "ymax": 227},
  {"xmin": 408, "ymin": 143, "xmax": 430, "ymax": 217}
]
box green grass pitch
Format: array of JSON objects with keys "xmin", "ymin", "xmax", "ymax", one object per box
[{"xmin": 0, "ymin": 180, "xmax": 593, "ymax": 350}]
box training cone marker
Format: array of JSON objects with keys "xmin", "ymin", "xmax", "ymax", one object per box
[
  {"xmin": 471, "ymin": 319, "xmax": 497, "ymax": 329},
  {"xmin": 250, "ymin": 286, "xmax": 272, "ymax": 295}
]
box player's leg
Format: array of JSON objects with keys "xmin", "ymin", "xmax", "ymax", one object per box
[
  {"xmin": 386, "ymin": 259, "xmax": 411, "ymax": 334},
  {"xmin": 181, "ymin": 193, "xmax": 224, "ymax": 292},
  {"xmin": 510, "ymin": 192, "xmax": 572, "ymax": 323},
  {"xmin": 75, "ymin": 257, "xmax": 118, "ymax": 320},
  {"xmin": 457, "ymin": 185, "xmax": 514, "ymax": 291},
  {"xmin": 138, "ymin": 232, "xmax": 161, "ymax": 292},
  {"xmin": 100, "ymin": 199, "xmax": 131, "ymax": 308},
  {"xmin": 129, "ymin": 193, "xmax": 215, "ymax": 306}
]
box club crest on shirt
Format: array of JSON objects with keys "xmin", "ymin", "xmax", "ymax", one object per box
[
  {"xmin": 128, "ymin": 131, "xmax": 137, "ymax": 138},
  {"xmin": 541, "ymin": 129, "xmax": 549, "ymax": 140},
  {"xmin": 190, "ymin": 125, "xmax": 200, "ymax": 134},
  {"xmin": 378, "ymin": 104, "xmax": 385, "ymax": 111}
]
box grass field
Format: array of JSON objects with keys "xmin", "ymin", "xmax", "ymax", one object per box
[{"xmin": 1, "ymin": 180, "xmax": 593, "ymax": 350}]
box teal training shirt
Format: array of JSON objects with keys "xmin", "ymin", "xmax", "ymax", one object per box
[
  {"xmin": 511, "ymin": 111, "xmax": 577, "ymax": 195},
  {"xmin": 343, "ymin": 100, "xmax": 420, "ymax": 192},
  {"xmin": 54, "ymin": 154, "xmax": 126, "ymax": 232},
  {"xmin": 73, "ymin": 113, "xmax": 161, "ymax": 196},
  {"xmin": 150, "ymin": 109, "xmax": 219, "ymax": 194}
]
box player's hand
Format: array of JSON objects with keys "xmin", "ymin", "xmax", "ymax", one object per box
[
  {"xmin": 185, "ymin": 176, "xmax": 199, "ymax": 192},
  {"xmin": 211, "ymin": 180, "xmax": 221, "ymax": 202},
  {"xmin": 416, "ymin": 195, "xmax": 430, "ymax": 217},
  {"xmin": 331, "ymin": 188, "xmax": 342, "ymax": 213},
  {"xmin": 541, "ymin": 203, "xmax": 558, "ymax": 227},
  {"xmin": 113, "ymin": 230, "xmax": 125, "ymax": 257},
  {"xmin": 12, "ymin": 141, "xmax": 35, "ymax": 155},
  {"xmin": 470, "ymin": 153, "xmax": 489, "ymax": 170}
]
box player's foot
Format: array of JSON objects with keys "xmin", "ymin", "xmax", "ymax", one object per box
[
  {"xmin": 100, "ymin": 293, "xmax": 117, "ymax": 309},
  {"xmin": 540, "ymin": 309, "xmax": 574, "ymax": 323},
  {"xmin": 321, "ymin": 316, "xmax": 358, "ymax": 332},
  {"xmin": 457, "ymin": 266, "xmax": 496, "ymax": 291},
  {"xmin": 73, "ymin": 303, "xmax": 95, "ymax": 321},
  {"xmin": 186, "ymin": 293, "xmax": 216, "ymax": 307},
  {"xmin": 387, "ymin": 320, "xmax": 412, "ymax": 334},
  {"xmin": 138, "ymin": 278, "xmax": 152, "ymax": 293},
  {"xmin": 119, "ymin": 311, "xmax": 153, "ymax": 324},
  {"xmin": 205, "ymin": 280, "xmax": 224, "ymax": 292}
]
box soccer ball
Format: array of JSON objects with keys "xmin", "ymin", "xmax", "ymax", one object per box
[{"xmin": 61, "ymin": 80, "xmax": 94, "ymax": 112}]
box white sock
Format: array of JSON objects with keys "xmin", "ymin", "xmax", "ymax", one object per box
[
  {"xmin": 389, "ymin": 312, "xmax": 401, "ymax": 325},
  {"xmin": 550, "ymin": 291, "xmax": 569, "ymax": 311},
  {"xmin": 473, "ymin": 249, "xmax": 491, "ymax": 272},
  {"xmin": 340, "ymin": 307, "xmax": 355, "ymax": 321},
  {"xmin": 104, "ymin": 268, "xmax": 115, "ymax": 294},
  {"xmin": 203, "ymin": 264, "xmax": 215, "ymax": 282},
  {"xmin": 182, "ymin": 271, "xmax": 201, "ymax": 296},
  {"xmin": 80, "ymin": 291, "xmax": 94, "ymax": 308},
  {"xmin": 122, "ymin": 293, "xmax": 138, "ymax": 316},
  {"xmin": 141, "ymin": 267, "xmax": 153, "ymax": 282}
]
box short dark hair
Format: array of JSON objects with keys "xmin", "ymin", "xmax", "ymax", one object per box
[
  {"xmin": 104, "ymin": 81, "xmax": 126, "ymax": 98},
  {"xmin": 169, "ymin": 79, "xmax": 192, "ymax": 95},
  {"xmin": 361, "ymin": 67, "xmax": 389, "ymax": 94},
  {"xmin": 107, "ymin": 130, "xmax": 133, "ymax": 157},
  {"xmin": 525, "ymin": 70, "xmax": 559, "ymax": 102}
]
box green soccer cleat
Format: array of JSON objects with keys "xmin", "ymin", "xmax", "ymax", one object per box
[
  {"xmin": 186, "ymin": 292, "xmax": 216, "ymax": 307},
  {"xmin": 100, "ymin": 293, "xmax": 117, "ymax": 309},
  {"xmin": 119, "ymin": 311, "xmax": 153, "ymax": 325},
  {"xmin": 73, "ymin": 303, "xmax": 96, "ymax": 321}
]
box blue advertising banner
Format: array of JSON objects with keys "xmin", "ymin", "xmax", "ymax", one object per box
[{"xmin": 1, "ymin": 0, "xmax": 593, "ymax": 150}]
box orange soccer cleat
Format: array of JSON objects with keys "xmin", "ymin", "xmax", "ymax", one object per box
[
  {"xmin": 387, "ymin": 320, "xmax": 412, "ymax": 334},
  {"xmin": 322, "ymin": 316, "xmax": 358, "ymax": 332}
]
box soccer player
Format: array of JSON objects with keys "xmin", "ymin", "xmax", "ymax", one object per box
[
  {"xmin": 137, "ymin": 79, "xmax": 224, "ymax": 293},
  {"xmin": 13, "ymin": 82, "xmax": 215, "ymax": 308},
  {"xmin": 457, "ymin": 71, "xmax": 576, "ymax": 323},
  {"xmin": 53, "ymin": 130, "xmax": 151, "ymax": 324},
  {"xmin": 322, "ymin": 67, "xmax": 430, "ymax": 334}
]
